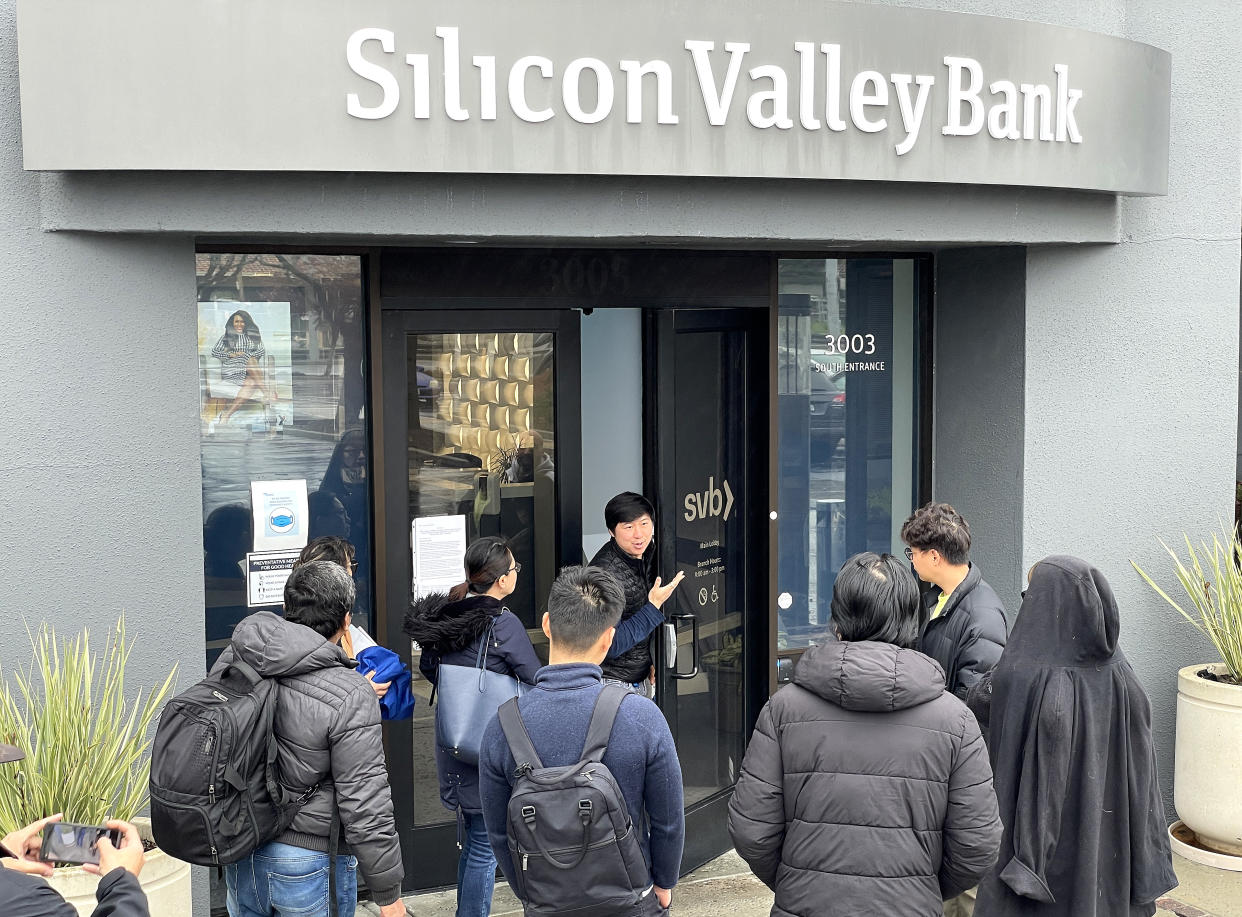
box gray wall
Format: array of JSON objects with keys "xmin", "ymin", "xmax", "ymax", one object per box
[
  {"xmin": 580, "ymin": 309, "xmax": 644, "ymax": 559},
  {"xmin": 0, "ymin": 2, "xmax": 207, "ymax": 908},
  {"xmin": 932, "ymin": 248, "xmax": 1026, "ymax": 613}
]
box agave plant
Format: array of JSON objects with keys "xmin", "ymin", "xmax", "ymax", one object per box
[
  {"xmin": 0, "ymin": 617, "xmax": 176, "ymax": 834},
  {"xmin": 1132, "ymin": 523, "xmax": 1242, "ymax": 683}
]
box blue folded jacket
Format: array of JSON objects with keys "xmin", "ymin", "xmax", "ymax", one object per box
[{"xmin": 355, "ymin": 645, "xmax": 415, "ymax": 721}]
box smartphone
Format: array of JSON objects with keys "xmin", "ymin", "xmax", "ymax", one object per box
[{"xmin": 39, "ymin": 822, "xmax": 122, "ymax": 866}]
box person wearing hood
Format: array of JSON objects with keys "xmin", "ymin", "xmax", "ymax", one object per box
[
  {"xmin": 728, "ymin": 552, "xmax": 1002, "ymax": 917},
  {"xmin": 213, "ymin": 561, "xmax": 406, "ymax": 917},
  {"xmin": 973, "ymin": 556, "xmax": 1177, "ymax": 917},
  {"xmin": 403, "ymin": 536, "xmax": 540, "ymax": 917}
]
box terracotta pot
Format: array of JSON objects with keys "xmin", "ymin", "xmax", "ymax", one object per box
[
  {"xmin": 1175, "ymin": 664, "xmax": 1242, "ymax": 856},
  {"xmin": 43, "ymin": 818, "xmax": 192, "ymax": 917}
]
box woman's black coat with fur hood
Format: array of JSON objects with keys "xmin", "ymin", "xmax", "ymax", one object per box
[{"xmin": 403, "ymin": 591, "xmax": 541, "ymax": 812}]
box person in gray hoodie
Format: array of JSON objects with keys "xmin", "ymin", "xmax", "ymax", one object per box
[
  {"xmin": 214, "ymin": 561, "xmax": 405, "ymax": 917},
  {"xmin": 728, "ymin": 552, "xmax": 1002, "ymax": 917}
]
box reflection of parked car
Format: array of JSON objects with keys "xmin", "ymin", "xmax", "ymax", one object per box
[
  {"xmin": 810, "ymin": 369, "xmax": 845, "ymax": 463},
  {"xmin": 415, "ymin": 365, "xmax": 440, "ymax": 408}
]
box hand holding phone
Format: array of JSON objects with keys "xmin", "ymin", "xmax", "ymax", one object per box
[
  {"xmin": 84, "ymin": 820, "xmax": 145, "ymax": 879},
  {"xmin": 39, "ymin": 822, "xmax": 122, "ymax": 867}
]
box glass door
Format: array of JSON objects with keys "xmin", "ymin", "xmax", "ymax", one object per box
[
  {"xmin": 650, "ymin": 308, "xmax": 767, "ymax": 873},
  {"xmin": 379, "ymin": 309, "xmax": 581, "ymax": 891}
]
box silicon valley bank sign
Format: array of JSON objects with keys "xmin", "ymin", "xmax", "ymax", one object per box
[
  {"xmin": 16, "ymin": 0, "xmax": 1170, "ymax": 194},
  {"xmin": 348, "ymin": 28, "xmax": 1085, "ymax": 157}
]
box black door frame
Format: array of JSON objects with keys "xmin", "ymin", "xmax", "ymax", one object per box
[{"xmin": 379, "ymin": 306, "xmax": 582, "ymax": 891}]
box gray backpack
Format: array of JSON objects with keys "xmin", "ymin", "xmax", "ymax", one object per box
[{"xmin": 497, "ymin": 684, "xmax": 654, "ymax": 916}]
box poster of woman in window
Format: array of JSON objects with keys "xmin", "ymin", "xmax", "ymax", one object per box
[{"xmin": 198, "ymin": 301, "xmax": 294, "ymax": 433}]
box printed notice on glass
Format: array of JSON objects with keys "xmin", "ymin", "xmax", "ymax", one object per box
[
  {"xmin": 412, "ymin": 514, "xmax": 467, "ymax": 599},
  {"xmin": 251, "ymin": 479, "xmax": 309, "ymax": 552},
  {"xmin": 246, "ymin": 549, "xmax": 302, "ymax": 607}
]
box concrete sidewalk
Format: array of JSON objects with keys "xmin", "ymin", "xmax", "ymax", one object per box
[{"xmin": 376, "ymin": 850, "xmax": 1241, "ymax": 917}]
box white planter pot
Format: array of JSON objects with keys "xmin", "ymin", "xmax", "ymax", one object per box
[
  {"xmin": 43, "ymin": 819, "xmax": 192, "ymax": 917},
  {"xmin": 1175, "ymin": 663, "xmax": 1242, "ymax": 856}
]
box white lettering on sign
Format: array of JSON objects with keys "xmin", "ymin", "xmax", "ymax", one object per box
[
  {"xmin": 343, "ymin": 29, "xmax": 1086, "ymax": 154},
  {"xmin": 684, "ymin": 476, "xmax": 735, "ymax": 522}
]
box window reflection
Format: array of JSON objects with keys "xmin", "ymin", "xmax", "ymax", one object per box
[
  {"xmin": 197, "ymin": 254, "xmax": 368, "ymax": 670},
  {"xmin": 777, "ymin": 259, "xmax": 919, "ymax": 654},
  {"xmin": 406, "ymin": 330, "xmax": 557, "ymax": 826}
]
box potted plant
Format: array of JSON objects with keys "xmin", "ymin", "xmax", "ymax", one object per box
[
  {"xmin": 1133, "ymin": 524, "xmax": 1242, "ymax": 856},
  {"xmin": 0, "ymin": 618, "xmax": 187, "ymax": 915}
]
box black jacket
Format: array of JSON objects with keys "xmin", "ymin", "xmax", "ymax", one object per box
[
  {"xmin": 728, "ymin": 639, "xmax": 1002, "ymax": 917},
  {"xmin": 0, "ymin": 865, "xmax": 148, "ymax": 917},
  {"xmin": 975, "ymin": 556, "xmax": 1177, "ymax": 917},
  {"xmin": 919, "ymin": 563, "xmax": 1008, "ymax": 700},
  {"xmin": 404, "ymin": 592, "xmax": 540, "ymax": 813},
  {"xmin": 589, "ymin": 539, "xmax": 656, "ymax": 683}
]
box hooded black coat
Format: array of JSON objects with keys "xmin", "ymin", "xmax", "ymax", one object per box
[
  {"xmin": 728, "ymin": 639, "xmax": 1001, "ymax": 917},
  {"xmin": 404, "ymin": 592, "xmax": 540, "ymax": 813},
  {"xmin": 974, "ymin": 556, "xmax": 1177, "ymax": 917}
]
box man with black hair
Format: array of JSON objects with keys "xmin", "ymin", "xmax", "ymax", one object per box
[
  {"xmin": 478, "ymin": 565, "xmax": 685, "ymax": 911},
  {"xmin": 900, "ymin": 503, "xmax": 1008, "ymax": 705},
  {"xmin": 213, "ymin": 561, "xmax": 406, "ymax": 917},
  {"xmin": 589, "ymin": 492, "xmax": 684, "ymax": 698}
]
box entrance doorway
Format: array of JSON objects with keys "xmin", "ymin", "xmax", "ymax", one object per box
[
  {"xmin": 374, "ymin": 251, "xmax": 769, "ymax": 892},
  {"xmin": 650, "ymin": 309, "xmax": 767, "ymax": 872}
]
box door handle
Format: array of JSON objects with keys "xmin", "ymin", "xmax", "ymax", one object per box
[
  {"xmin": 669, "ymin": 614, "xmax": 699, "ymax": 680},
  {"xmin": 662, "ymin": 621, "xmax": 677, "ymax": 670}
]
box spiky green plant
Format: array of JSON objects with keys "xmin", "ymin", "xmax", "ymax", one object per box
[
  {"xmin": 0, "ymin": 617, "xmax": 176, "ymax": 834},
  {"xmin": 1132, "ymin": 524, "xmax": 1242, "ymax": 683}
]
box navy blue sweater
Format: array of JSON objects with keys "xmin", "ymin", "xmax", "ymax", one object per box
[{"xmin": 478, "ymin": 663, "xmax": 685, "ymax": 893}]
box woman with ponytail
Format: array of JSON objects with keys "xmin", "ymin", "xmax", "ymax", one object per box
[{"xmin": 403, "ymin": 535, "xmax": 540, "ymax": 917}]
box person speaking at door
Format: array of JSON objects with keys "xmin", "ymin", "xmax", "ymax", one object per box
[
  {"xmin": 403, "ymin": 536, "xmax": 540, "ymax": 917},
  {"xmin": 589, "ymin": 492, "xmax": 684, "ymax": 698}
]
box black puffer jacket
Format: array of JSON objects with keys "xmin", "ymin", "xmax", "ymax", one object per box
[
  {"xmin": 919, "ymin": 563, "xmax": 1008, "ymax": 700},
  {"xmin": 589, "ymin": 539, "xmax": 655, "ymax": 683},
  {"xmin": 404, "ymin": 592, "xmax": 540, "ymax": 812},
  {"xmin": 728, "ymin": 640, "xmax": 1001, "ymax": 917},
  {"xmin": 212, "ymin": 613, "xmax": 404, "ymax": 905}
]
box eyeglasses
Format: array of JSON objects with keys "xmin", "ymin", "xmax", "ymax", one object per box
[
  {"xmin": 507, "ymin": 562, "xmax": 522, "ymax": 575},
  {"xmin": 903, "ymin": 547, "xmax": 915, "ymax": 561}
]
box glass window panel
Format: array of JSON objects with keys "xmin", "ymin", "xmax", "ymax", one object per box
[
  {"xmin": 776, "ymin": 258, "xmax": 919, "ymax": 654},
  {"xmin": 197, "ymin": 254, "xmax": 368, "ymax": 671},
  {"xmin": 405, "ymin": 330, "xmax": 557, "ymax": 827}
]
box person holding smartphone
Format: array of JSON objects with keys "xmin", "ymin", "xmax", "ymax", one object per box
[{"xmin": 0, "ymin": 742, "xmax": 149, "ymax": 917}]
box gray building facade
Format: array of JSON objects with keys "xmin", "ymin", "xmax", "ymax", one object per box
[{"xmin": 1, "ymin": 0, "xmax": 1238, "ymax": 910}]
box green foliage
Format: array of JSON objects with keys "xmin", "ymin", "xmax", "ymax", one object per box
[
  {"xmin": 1132, "ymin": 524, "xmax": 1242, "ymax": 682},
  {"xmin": 0, "ymin": 618, "xmax": 176, "ymax": 834}
]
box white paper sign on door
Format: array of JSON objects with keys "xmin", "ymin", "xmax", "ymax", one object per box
[
  {"xmin": 251, "ymin": 479, "xmax": 309, "ymax": 552},
  {"xmin": 412, "ymin": 514, "xmax": 467, "ymax": 599}
]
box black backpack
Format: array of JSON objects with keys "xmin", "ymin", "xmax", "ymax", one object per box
[
  {"xmin": 498, "ymin": 684, "xmax": 654, "ymax": 917},
  {"xmin": 149, "ymin": 658, "xmax": 314, "ymax": 866}
]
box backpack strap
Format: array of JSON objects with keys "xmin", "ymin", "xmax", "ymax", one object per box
[
  {"xmin": 228, "ymin": 658, "xmax": 262, "ymax": 686},
  {"xmin": 580, "ymin": 683, "xmax": 628, "ymax": 763},
  {"xmin": 497, "ymin": 697, "xmax": 544, "ymax": 772}
]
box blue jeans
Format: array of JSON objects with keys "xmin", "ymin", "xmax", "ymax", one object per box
[
  {"xmin": 456, "ymin": 811, "xmax": 496, "ymax": 917},
  {"xmin": 226, "ymin": 841, "xmax": 358, "ymax": 917}
]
